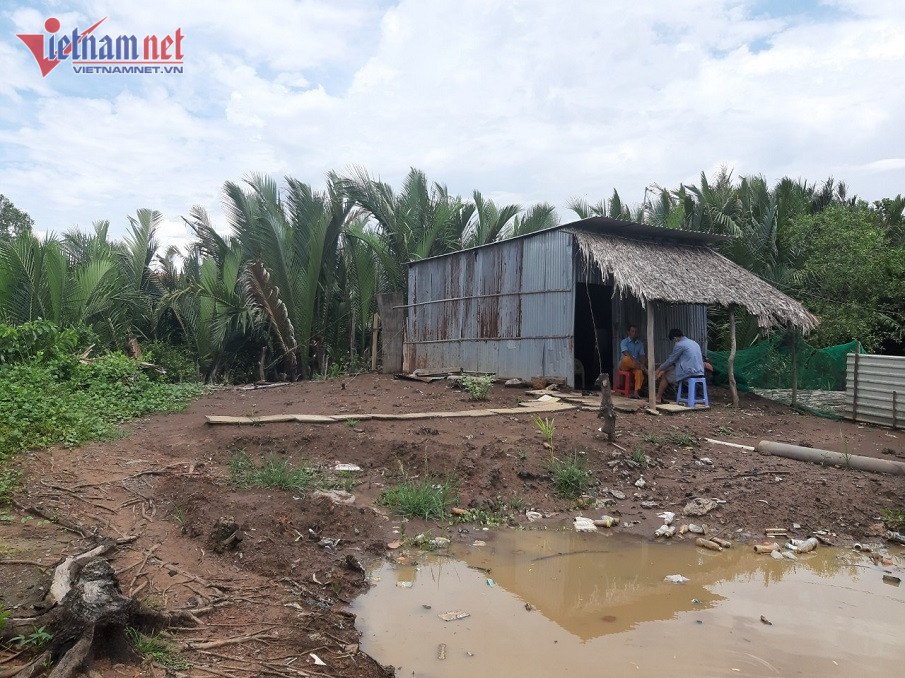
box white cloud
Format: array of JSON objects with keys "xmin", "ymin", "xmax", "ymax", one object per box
[{"xmin": 0, "ymin": 0, "xmax": 903, "ymax": 250}]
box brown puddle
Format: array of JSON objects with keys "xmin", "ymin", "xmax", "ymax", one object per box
[{"xmin": 352, "ymin": 530, "xmax": 905, "ymax": 677}]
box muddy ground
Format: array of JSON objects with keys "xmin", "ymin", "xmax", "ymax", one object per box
[{"xmin": 1, "ymin": 374, "xmax": 903, "ymax": 676}]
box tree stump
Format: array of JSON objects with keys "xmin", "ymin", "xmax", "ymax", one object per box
[
  {"xmin": 597, "ymin": 373, "xmax": 616, "ymax": 442},
  {"xmin": 2, "ymin": 552, "xmax": 197, "ymax": 678}
]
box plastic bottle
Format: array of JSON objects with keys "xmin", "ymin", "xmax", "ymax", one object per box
[{"xmin": 795, "ymin": 537, "xmax": 819, "ymax": 553}]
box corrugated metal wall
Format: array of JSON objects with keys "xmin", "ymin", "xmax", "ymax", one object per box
[
  {"xmin": 404, "ymin": 230, "xmax": 575, "ymax": 382},
  {"xmin": 845, "ymin": 353, "xmax": 905, "ymax": 428},
  {"xmin": 575, "ymin": 258, "xmax": 708, "ymax": 368}
]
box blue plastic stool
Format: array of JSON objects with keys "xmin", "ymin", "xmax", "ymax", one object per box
[{"xmin": 676, "ymin": 377, "xmax": 709, "ymax": 408}]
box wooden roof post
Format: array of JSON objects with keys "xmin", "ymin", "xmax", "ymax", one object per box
[
  {"xmin": 646, "ymin": 300, "xmax": 657, "ymax": 413},
  {"xmin": 728, "ymin": 304, "xmax": 739, "ymax": 407},
  {"xmin": 790, "ymin": 326, "xmax": 797, "ymax": 407}
]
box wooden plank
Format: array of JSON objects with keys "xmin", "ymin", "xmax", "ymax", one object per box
[
  {"xmin": 205, "ymin": 401, "xmax": 576, "ymax": 426},
  {"xmin": 377, "ymin": 292, "xmax": 405, "ymax": 374}
]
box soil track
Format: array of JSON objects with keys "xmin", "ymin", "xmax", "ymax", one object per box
[{"xmin": 1, "ymin": 374, "xmax": 903, "ymax": 676}]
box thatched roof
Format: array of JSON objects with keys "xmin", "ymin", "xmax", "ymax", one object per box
[{"xmin": 570, "ymin": 229, "xmax": 818, "ymax": 332}]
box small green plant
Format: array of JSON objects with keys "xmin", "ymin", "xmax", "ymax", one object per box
[
  {"xmin": 880, "ymin": 508, "xmax": 905, "ymax": 532},
  {"xmin": 344, "ymin": 418, "xmax": 359, "ymax": 428},
  {"xmin": 664, "ymin": 432, "xmax": 697, "ymax": 447},
  {"xmin": 11, "ymin": 626, "xmax": 52, "ymax": 650},
  {"xmin": 630, "ymin": 446, "xmax": 649, "ymax": 468},
  {"xmin": 171, "ymin": 506, "xmax": 187, "ymax": 534},
  {"xmin": 380, "ymin": 477, "xmax": 458, "ymax": 520},
  {"xmin": 840, "ymin": 430, "xmax": 852, "ymax": 469},
  {"xmin": 642, "ymin": 433, "xmax": 661, "ymax": 444},
  {"xmin": 246, "ymin": 407, "xmax": 259, "ymax": 419},
  {"xmin": 228, "ymin": 451, "xmax": 315, "ymax": 493},
  {"xmin": 550, "ymin": 453, "xmax": 588, "ymax": 499},
  {"xmin": 532, "ymin": 416, "xmax": 555, "ymax": 462},
  {"xmin": 0, "ymin": 602, "xmax": 10, "ymax": 633},
  {"xmin": 461, "ymin": 374, "xmax": 495, "ymax": 401},
  {"xmin": 716, "ymin": 425, "xmax": 735, "ymax": 436},
  {"xmin": 0, "ymin": 463, "xmax": 20, "ymax": 505},
  {"xmin": 127, "ymin": 628, "xmax": 192, "ymax": 671}
]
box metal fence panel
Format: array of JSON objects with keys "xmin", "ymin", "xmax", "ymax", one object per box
[{"xmin": 845, "ymin": 353, "xmax": 905, "ymax": 428}]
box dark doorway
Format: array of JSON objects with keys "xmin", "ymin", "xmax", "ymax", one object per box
[{"xmin": 574, "ymin": 283, "xmax": 613, "ymax": 389}]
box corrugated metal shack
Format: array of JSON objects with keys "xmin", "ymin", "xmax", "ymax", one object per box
[
  {"xmin": 403, "ymin": 217, "xmax": 817, "ymax": 390},
  {"xmin": 846, "ymin": 353, "xmax": 905, "ymax": 429}
]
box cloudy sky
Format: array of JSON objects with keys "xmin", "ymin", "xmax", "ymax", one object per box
[{"xmin": 1, "ymin": 0, "xmax": 903, "ymax": 249}]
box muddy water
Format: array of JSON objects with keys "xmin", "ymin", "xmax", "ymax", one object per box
[{"xmin": 352, "ymin": 530, "xmax": 905, "ymax": 677}]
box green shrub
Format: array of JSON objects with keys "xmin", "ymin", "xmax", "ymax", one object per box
[
  {"xmin": 127, "ymin": 628, "xmax": 191, "ymax": 671},
  {"xmin": 0, "ymin": 352, "xmax": 204, "ymax": 456},
  {"xmin": 142, "ymin": 341, "xmax": 198, "ymax": 383},
  {"xmin": 461, "ymin": 374, "xmax": 495, "ymax": 401},
  {"xmin": 550, "ymin": 453, "xmax": 588, "ymax": 499},
  {"xmin": 380, "ymin": 477, "xmax": 458, "ymax": 519}
]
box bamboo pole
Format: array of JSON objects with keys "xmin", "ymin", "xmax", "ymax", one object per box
[
  {"xmin": 790, "ymin": 328, "xmax": 797, "ymax": 407},
  {"xmin": 646, "ymin": 301, "xmax": 657, "ymax": 413},
  {"xmin": 728, "ymin": 304, "xmax": 738, "ymax": 408},
  {"xmin": 370, "ymin": 313, "xmax": 379, "ymax": 372}
]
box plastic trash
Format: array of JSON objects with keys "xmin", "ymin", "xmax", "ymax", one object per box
[
  {"xmin": 526, "ymin": 510, "xmax": 543, "ymax": 522},
  {"xmin": 658, "ymin": 511, "xmax": 676, "ymax": 525},
  {"xmin": 770, "ymin": 550, "xmax": 784, "ymax": 560},
  {"xmin": 634, "ymin": 476, "xmax": 647, "ymax": 488},
  {"xmin": 794, "ymin": 537, "xmax": 819, "ymax": 553},
  {"xmin": 593, "ymin": 515, "xmax": 620, "ymax": 528},
  {"xmin": 486, "ymin": 578, "xmax": 495, "ymax": 587},
  {"xmin": 781, "ymin": 551, "xmax": 798, "ymax": 560},
  {"xmin": 710, "ymin": 536, "xmax": 732, "ymax": 549},
  {"xmin": 574, "ymin": 516, "xmax": 598, "ymax": 532},
  {"xmin": 439, "ymin": 610, "xmax": 470, "ymax": 621},
  {"xmin": 396, "ymin": 581, "xmax": 413, "ymax": 588},
  {"xmin": 688, "ymin": 524, "xmax": 705, "ymax": 534},
  {"xmin": 655, "ymin": 525, "xmax": 676, "ymax": 538},
  {"xmin": 753, "ymin": 543, "xmax": 780, "ymax": 553},
  {"xmin": 430, "ymin": 537, "xmax": 451, "ymax": 548},
  {"xmin": 664, "ymin": 574, "xmax": 689, "ymax": 583},
  {"xmin": 333, "ymin": 463, "xmax": 362, "ymax": 473},
  {"xmin": 695, "ymin": 537, "xmax": 722, "ymax": 552},
  {"xmin": 310, "ymin": 653, "xmax": 327, "ymax": 666}
]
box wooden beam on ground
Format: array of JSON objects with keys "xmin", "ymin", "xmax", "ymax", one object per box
[{"xmin": 205, "ymin": 401, "xmax": 576, "ymax": 426}]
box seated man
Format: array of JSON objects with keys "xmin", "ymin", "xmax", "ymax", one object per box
[
  {"xmin": 654, "ymin": 328, "xmax": 704, "ymax": 404},
  {"xmin": 618, "ymin": 324, "xmax": 647, "ymax": 399}
]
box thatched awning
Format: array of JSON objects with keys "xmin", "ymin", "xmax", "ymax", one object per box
[{"xmin": 570, "ymin": 230, "xmax": 818, "ymax": 332}]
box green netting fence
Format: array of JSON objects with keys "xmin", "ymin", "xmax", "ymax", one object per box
[{"xmin": 708, "ymin": 333, "xmax": 857, "ymax": 393}]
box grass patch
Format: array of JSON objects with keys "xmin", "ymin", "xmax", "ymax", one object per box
[
  {"xmin": 127, "ymin": 628, "xmax": 191, "ymax": 671},
  {"xmin": 228, "ymin": 451, "xmax": 316, "ymax": 493},
  {"xmin": 380, "ymin": 477, "xmax": 458, "ymax": 519},
  {"xmin": 630, "ymin": 447, "xmax": 649, "ymax": 468},
  {"xmin": 550, "ymin": 453, "xmax": 588, "ymax": 499},
  {"xmin": 461, "ymin": 375, "xmax": 495, "ymax": 401},
  {"xmin": 881, "ymin": 508, "xmax": 905, "ymax": 532}
]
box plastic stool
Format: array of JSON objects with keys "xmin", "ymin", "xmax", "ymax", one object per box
[
  {"xmin": 677, "ymin": 377, "xmax": 709, "ymax": 408},
  {"xmin": 614, "ymin": 370, "xmax": 633, "ymax": 396}
]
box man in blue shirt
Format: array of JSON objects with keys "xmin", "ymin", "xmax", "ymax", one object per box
[
  {"xmin": 654, "ymin": 328, "xmax": 704, "ymax": 404},
  {"xmin": 618, "ymin": 324, "xmax": 647, "ymax": 399}
]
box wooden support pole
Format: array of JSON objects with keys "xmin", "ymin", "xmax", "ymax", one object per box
[
  {"xmin": 646, "ymin": 301, "xmax": 657, "ymax": 413},
  {"xmin": 852, "ymin": 341, "xmax": 861, "ymax": 421},
  {"xmin": 370, "ymin": 312, "xmax": 379, "ymax": 372},
  {"xmin": 790, "ymin": 328, "xmax": 797, "ymax": 407},
  {"xmin": 728, "ymin": 304, "xmax": 739, "ymax": 408}
]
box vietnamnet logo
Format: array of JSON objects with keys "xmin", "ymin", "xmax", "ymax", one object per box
[{"xmin": 17, "ymin": 17, "xmax": 184, "ymax": 77}]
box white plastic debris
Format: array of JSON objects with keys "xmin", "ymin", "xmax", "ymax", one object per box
[
  {"xmin": 526, "ymin": 510, "xmax": 543, "ymax": 522},
  {"xmin": 688, "ymin": 523, "xmax": 705, "ymax": 534},
  {"xmin": 664, "ymin": 574, "xmax": 689, "ymax": 583},
  {"xmin": 334, "ymin": 463, "xmax": 363, "ymax": 473},
  {"xmin": 310, "ymin": 654, "xmax": 327, "ymax": 666},
  {"xmin": 634, "ymin": 476, "xmax": 647, "ymax": 488},
  {"xmin": 770, "ymin": 550, "xmax": 784, "ymax": 560},
  {"xmin": 658, "ymin": 511, "xmax": 676, "ymax": 525},
  {"xmin": 781, "ymin": 551, "xmax": 798, "ymax": 560},
  {"xmin": 573, "ymin": 516, "xmax": 598, "ymax": 532},
  {"xmin": 655, "ymin": 525, "xmax": 676, "ymax": 538}
]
